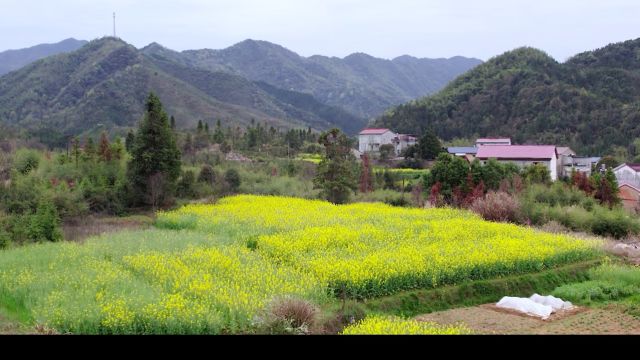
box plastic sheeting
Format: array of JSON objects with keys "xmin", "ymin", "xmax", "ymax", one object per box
[{"xmin": 496, "ymin": 294, "xmax": 574, "ymax": 319}]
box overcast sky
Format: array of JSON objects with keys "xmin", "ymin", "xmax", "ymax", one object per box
[{"xmin": 1, "ymin": 0, "xmax": 638, "ymax": 61}]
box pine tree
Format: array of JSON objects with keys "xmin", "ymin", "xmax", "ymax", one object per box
[
  {"xmin": 125, "ymin": 130, "xmax": 135, "ymax": 153},
  {"xmin": 83, "ymin": 137, "xmax": 96, "ymax": 161},
  {"xmin": 213, "ymin": 120, "xmax": 225, "ymax": 144},
  {"xmin": 313, "ymin": 128, "xmax": 358, "ymax": 204},
  {"xmin": 127, "ymin": 93, "xmax": 182, "ymax": 208},
  {"xmin": 71, "ymin": 137, "xmax": 81, "ymax": 168},
  {"xmin": 170, "ymin": 115, "xmax": 176, "ymax": 130},
  {"xmin": 197, "ymin": 120, "xmax": 204, "ymax": 133},
  {"xmin": 98, "ymin": 132, "xmax": 112, "ymax": 162},
  {"xmin": 204, "ymin": 122, "xmax": 210, "ymax": 134}
]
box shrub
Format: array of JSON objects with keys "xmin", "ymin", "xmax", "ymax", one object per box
[
  {"xmin": 177, "ymin": 170, "xmax": 197, "ymax": 198},
  {"xmin": 28, "ymin": 200, "xmax": 63, "ymax": 243},
  {"xmin": 591, "ymin": 210, "xmax": 638, "ymax": 239},
  {"xmin": 13, "ymin": 149, "xmax": 40, "ymax": 175},
  {"xmin": 470, "ymin": 191, "xmax": 522, "ymax": 223},
  {"xmin": 224, "ymin": 169, "xmax": 241, "ymax": 193},
  {"xmin": 197, "ymin": 165, "xmax": 217, "ymax": 185},
  {"xmin": 0, "ymin": 227, "xmax": 10, "ymax": 249},
  {"xmin": 259, "ymin": 297, "xmax": 319, "ymax": 334}
]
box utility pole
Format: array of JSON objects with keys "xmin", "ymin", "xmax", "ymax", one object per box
[{"xmin": 113, "ymin": 12, "xmax": 116, "ymax": 38}]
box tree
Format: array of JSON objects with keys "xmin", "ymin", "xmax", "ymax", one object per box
[
  {"xmin": 83, "ymin": 137, "xmax": 96, "ymax": 161},
  {"xmin": 224, "ymin": 169, "xmax": 241, "ymax": 193},
  {"xmin": 213, "ymin": 120, "xmax": 225, "ymax": 144},
  {"xmin": 592, "ymin": 169, "xmax": 621, "ymax": 207},
  {"xmin": 125, "ymin": 131, "xmax": 135, "ymax": 153},
  {"xmin": 423, "ymin": 153, "xmax": 469, "ymax": 202},
  {"xmin": 127, "ymin": 93, "xmax": 182, "ymax": 207},
  {"xmin": 313, "ymin": 129, "xmax": 358, "ymax": 204},
  {"xmin": 417, "ymin": 128, "xmax": 443, "ymax": 160},
  {"xmin": 98, "ymin": 132, "xmax": 112, "ymax": 162},
  {"xmin": 198, "ymin": 165, "xmax": 217, "ymax": 185},
  {"xmin": 522, "ymin": 164, "xmax": 551, "ymax": 185},
  {"xmin": 170, "ymin": 115, "xmax": 176, "ymax": 130},
  {"xmin": 379, "ymin": 144, "xmax": 395, "ymax": 161},
  {"xmin": 197, "ymin": 120, "xmax": 204, "ymax": 133},
  {"xmin": 71, "ymin": 137, "xmax": 81, "ymax": 168},
  {"xmin": 359, "ymin": 154, "xmax": 373, "ymax": 193}
]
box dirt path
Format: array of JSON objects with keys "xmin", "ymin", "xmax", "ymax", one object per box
[{"xmin": 416, "ymin": 304, "xmax": 640, "ymax": 334}]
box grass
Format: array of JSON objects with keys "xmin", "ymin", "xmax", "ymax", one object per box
[
  {"xmin": 553, "ymin": 263, "xmax": 640, "ymax": 305},
  {"xmin": 362, "ymin": 260, "xmax": 600, "ymax": 317}
]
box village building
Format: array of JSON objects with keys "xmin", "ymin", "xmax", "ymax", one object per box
[
  {"xmin": 447, "ymin": 146, "xmax": 478, "ymax": 162},
  {"xmin": 619, "ymin": 183, "xmax": 640, "ymax": 212},
  {"xmin": 562, "ymin": 156, "xmax": 601, "ymax": 177},
  {"xmin": 613, "ymin": 163, "xmax": 640, "ymax": 189},
  {"xmin": 476, "ymin": 138, "xmax": 512, "ymax": 147},
  {"xmin": 476, "ymin": 145, "xmax": 559, "ymax": 181},
  {"xmin": 358, "ymin": 128, "xmax": 417, "ymax": 156}
]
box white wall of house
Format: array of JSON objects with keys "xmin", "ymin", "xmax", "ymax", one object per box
[
  {"xmin": 359, "ymin": 131, "xmax": 396, "ymax": 153},
  {"xmin": 482, "ymin": 157, "xmax": 558, "ymax": 181},
  {"xmin": 394, "ymin": 138, "xmax": 416, "ymax": 156},
  {"xmin": 615, "ymin": 165, "xmax": 640, "ymax": 188}
]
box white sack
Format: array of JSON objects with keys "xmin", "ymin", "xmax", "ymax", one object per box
[
  {"xmin": 529, "ymin": 294, "xmax": 574, "ymax": 311},
  {"xmin": 496, "ymin": 296, "xmax": 553, "ymax": 319}
]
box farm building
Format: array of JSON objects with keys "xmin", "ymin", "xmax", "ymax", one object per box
[
  {"xmin": 476, "ymin": 138, "xmax": 512, "ymax": 146},
  {"xmin": 476, "ymin": 145, "xmax": 559, "ymax": 181},
  {"xmin": 619, "ymin": 183, "xmax": 640, "ymax": 212},
  {"xmin": 358, "ymin": 128, "xmax": 417, "ymax": 156},
  {"xmin": 447, "ymin": 147, "xmax": 478, "ymax": 162},
  {"xmin": 614, "ymin": 163, "xmax": 640, "ymax": 189},
  {"xmin": 561, "ymin": 156, "xmax": 601, "ymax": 178}
]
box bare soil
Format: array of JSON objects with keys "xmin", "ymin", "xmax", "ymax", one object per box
[{"xmin": 416, "ymin": 304, "xmax": 640, "ymax": 334}]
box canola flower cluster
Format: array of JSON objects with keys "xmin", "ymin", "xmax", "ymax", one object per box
[
  {"xmin": 340, "ymin": 316, "xmax": 472, "ymax": 335},
  {"xmin": 158, "ymin": 195, "xmax": 600, "ymax": 298},
  {"xmin": 0, "ymin": 195, "xmax": 599, "ymax": 334}
]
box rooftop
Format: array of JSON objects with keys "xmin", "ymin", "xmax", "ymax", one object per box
[
  {"xmin": 618, "ymin": 163, "xmax": 640, "ymax": 172},
  {"xmin": 359, "ymin": 128, "xmax": 392, "ymax": 135},
  {"xmin": 476, "ymin": 145, "xmax": 557, "ymax": 160},
  {"xmin": 447, "ymin": 147, "xmax": 478, "ymax": 154}
]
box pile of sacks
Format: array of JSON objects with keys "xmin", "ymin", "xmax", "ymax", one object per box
[{"xmin": 496, "ymin": 294, "xmax": 574, "ymax": 320}]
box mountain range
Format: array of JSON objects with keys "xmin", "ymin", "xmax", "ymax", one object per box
[
  {"xmin": 376, "ymin": 38, "xmax": 640, "ymax": 155},
  {"xmin": 0, "ymin": 38, "xmax": 481, "ymax": 138},
  {"xmin": 0, "ymin": 38, "xmax": 87, "ymax": 76}
]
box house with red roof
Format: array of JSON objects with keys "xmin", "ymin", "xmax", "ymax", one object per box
[
  {"xmin": 476, "ymin": 145, "xmax": 559, "ymax": 181},
  {"xmin": 358, "ymin": 128, "xmax": 416, "ymax": 156}
]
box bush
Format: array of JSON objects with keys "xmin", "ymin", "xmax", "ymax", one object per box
[
  {"xmin": 0, "ymin": 227, "xmax": 10, "ymax": 249},
  {"xmin": 198, "ymin": 165, "xmax": 217, "ymax": 185},
  {"xmin": 259, "ymin": 297, "xmax": 319, "ymax": 334},
  {"xmin": 28, "ymin": 200, "xmax": 63, "ymax": 243},
  {"xmin": 470, "ymin": 191, "xmax": 522, "ymax": 223},
  {"xmin": 177, "ymin": 170, "xmax": 197, "ymax": 198},
  {"xmin": 225, "ymin": 169, "xmax": 241, "ymax": 193},
  {"xmin": 591, "ymin": 210, "xmax": 639, "ymax": 239},
  {"xmin": 13, "ymin": 149, "xmax": 40, "ymax": 175}
]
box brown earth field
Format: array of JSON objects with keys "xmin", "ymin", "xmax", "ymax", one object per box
[{"xmin": 416, "ymin": 304, "xmax": 640, "ymax": 334}]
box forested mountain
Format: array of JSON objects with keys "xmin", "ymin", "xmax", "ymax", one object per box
[
  {"xmin": 0, "ymin": 38, "xmax": 365, "ymax": 138},
  {"xmin": 0, "ymin": 38, "xmax": 87, "ymax": 76},
  {"xmin": 377, "ymin": 38, "xmax": 640, "ymax": 155},
  {"xmin": 143, "ymin": 39, "xmax": 482, "ymax": 118}
]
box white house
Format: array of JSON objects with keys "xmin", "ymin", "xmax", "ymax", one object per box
[
  {"xmin": 476, "ymin": 145, "xmax": 559, "ymax": 181},
  {"xmin": 358, "ymin": 128, "xmax": 416, "ymax": 156},
  {"xmin": 613, "ymin": 163, "xmax": 640, "ymax": 189}
]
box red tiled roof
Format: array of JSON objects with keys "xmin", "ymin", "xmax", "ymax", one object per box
[
  {"xmin": 476, "ymin": 145, "xmax": 557, "ymax": 160},
  {"xmin": 359, "ymin": 128, "xmax": 392, "ymax": 135}
]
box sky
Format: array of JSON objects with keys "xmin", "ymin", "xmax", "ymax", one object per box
[{"xmin": 1, "ymin": 0, "xmax": 638, "ymax": 61}]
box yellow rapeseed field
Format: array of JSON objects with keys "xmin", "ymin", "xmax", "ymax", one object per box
[
  {"xmin": 0, "ymin": 195, "xmax": 600, "ymax": 334},
  {"xmin": 158, "ymin": 195, "xmax": 600, "ymax": 298},
  {"xmin": 341, "ymin": 315, "xmax": 472, "ymax": 335}
]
